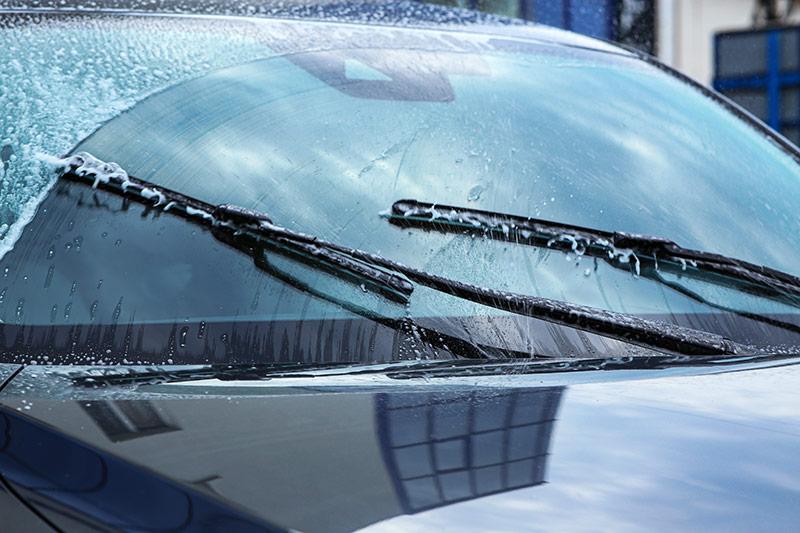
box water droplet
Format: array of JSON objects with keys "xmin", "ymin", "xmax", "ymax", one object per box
[
  {"xmin": 64, "ymin": 302, "xmax": 72, "ymax": 320},
  {"xmin": 96, "ymin": 279, "xmax": 103, "ymax": 290},
  {"xmin": 250, "ymin": 290, "xmax": 260, "ymax": 311},
  {"xmin": 15, "ymin": 298, "xmax": 24, "ymax": 324},
  {"xmin": 0, "ymin": 287, "xmax": 7, "ymax": 305},
  {"xmin": 197, "ymin": 321, "xmax": 206, "ymax": 339},
  {"xmin": 50, "ymin": 305, "xmax": 57, "ymax": 323},
  {"xmin": 112, "ymin": 297, "xmax": 122, "ymax": 323},
  {"xmin": 360, "ymin": 283, "xmax": 368, "ymax": 293},
  {"xmin": 101, "ymin": 231, "xmax": 108, "ymax": 238},
  {"xmin": 70, "ymin": 281, "xmax": 77, "ymax": 296},
  {"xmin": 114, "ymin": 239, "xmax": 122, "ymax": 246},
  {"xmin": 584, "ymin": 268, "xmax": 591, "ymax": 277},
  {"xmin": 467, "ymin": 185, "xmax": 485, "ymax": 202},
  {"xmin": 64, "ymin": 242, "xmax": 72, "ymax": 251},
  {"xmin": 67, "ymin": 220, "xmax": 74, "ymax": 232},
  {"xmin": 46, "ymin": 246, "xmax": 55, "ymax": 259},
  {"xmin": 44, "ymin": 265, "xmax": 54, "ymax": 288},
  {"xmin": 73, "ymin": 235, "xmax": 83, "ymax": 252},
  {"xmin": 89, "ymin": 300, "xmax": 98, "ymax": 322},
  {"xmin": 179, "ymin": 327, "xmax": 189, "ymax": 348}
]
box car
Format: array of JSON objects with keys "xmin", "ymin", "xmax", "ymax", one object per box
[{"xmin": 1, "ymin": 1, "xmax": 800, "ymax": 531}]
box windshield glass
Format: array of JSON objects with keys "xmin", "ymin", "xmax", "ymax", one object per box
[{"xmin": 3, "ymin": 13, "xmax": 800, "ymax": 364}]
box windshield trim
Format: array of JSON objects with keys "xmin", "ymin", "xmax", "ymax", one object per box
[{"xmin": 56, "ymin": 353, "xmax": 800, "ymax": 388}]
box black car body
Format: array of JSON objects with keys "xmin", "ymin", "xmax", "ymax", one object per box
[{"xmin": 1, "ymin": 3, "xmax": 800, "ymax": 531}]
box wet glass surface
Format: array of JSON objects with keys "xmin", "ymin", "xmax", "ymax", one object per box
[{"xmin": 6, "ymin": 14, "xmax": 800, "ymax": 362}]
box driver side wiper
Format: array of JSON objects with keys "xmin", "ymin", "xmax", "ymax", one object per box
[
  {"xmin": 59, "ymin": 153, "xmax": 415, "ymax": 303},
  {"xmin": 57, "ymin": 153, "xmax": 741, "ymax": 357}
]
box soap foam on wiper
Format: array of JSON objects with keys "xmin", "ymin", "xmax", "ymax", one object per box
[
  {"xmin": 38, "ymin": 152, "xmax": 130, "ymax": 188},
  {"xmin": 398, "ymin": 201, "xmax": 644, "ymax": 277}
]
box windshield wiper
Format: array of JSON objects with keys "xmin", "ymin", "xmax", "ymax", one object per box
[
  {"xmin": 387, "ymin": 199, "xmax": 800, "ymax": 302},
  {"xmin": 59, "ymin": 153, "xmax": 414, "ymax": 303},
  {"xmin": 387, "ymin": 199, "xmax": 800, "ymax": 337},
  {"xmin": 58, "ymin": 153, "xmax": 741, "ymax": 357}
]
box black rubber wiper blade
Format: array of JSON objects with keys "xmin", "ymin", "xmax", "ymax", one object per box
[
  {"xmin": 214, "ymin": 204, "xmax": 415, "ymax": 302},
  {"xmin": 58, "ymin": 153, "xmax": 414, "ymax": 303},
  {"xmin": 58, "ymin": 154, "xmax": 740, "ymax": 356},
  {"xmin": 387, "ymin": 199, "xmax": 800, "ymax": 302}
]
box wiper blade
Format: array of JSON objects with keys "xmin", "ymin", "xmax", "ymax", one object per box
[
  {"xmin": 213, "ymin": 204, "xmax": 415, "ymax": 302},
  {"xmin": 59, "ymin": 153, "xmax": 414, "ymax": 303},
  {"xmin": 388, "ymin": 199, "xmax": 800, "ymax": 303},
  {"xmin": 59, "ymin": 153, "xmax": 740, "ymax": 356}
]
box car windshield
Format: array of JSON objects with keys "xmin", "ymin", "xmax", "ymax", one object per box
[{"xmin": 3, "ymin": 12, "xmax": 800, "ymax": 365}]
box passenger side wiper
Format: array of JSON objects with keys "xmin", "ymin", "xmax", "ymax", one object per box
[
  {"xmin": 387, "ymin": 199, "xmax": 800, "ymax": 303},
  {"xmin": 58, "ymin": 153, "xmax": 741, "ymax": 356},
  {"xmin": 387, "ymin": 198, "xmax": 800, "ymax": 337}
]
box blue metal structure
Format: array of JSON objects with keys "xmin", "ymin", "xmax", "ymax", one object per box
[
  {"xmin": 714, "ymin": 27, "xmax": 800, "ymax": 146},
  {"xmin": 436, "ymin": 0, "xmax": 654, "ymax": 53},
  {"xmin": 526, "ymin": 0, "xmax": 616, "ymax": 40}
]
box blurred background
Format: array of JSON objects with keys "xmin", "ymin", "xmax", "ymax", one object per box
[{"xmin": 422, "ymin": 0, "xmax": 800, "ymax": 145}]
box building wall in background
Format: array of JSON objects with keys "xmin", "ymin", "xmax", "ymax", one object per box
[
  {"xmin": 656, "ymin": 0, "xmax": 800, "ymax": 85},
  {"xmin": 425, "ymin": 0, "xmax": 800, "ymax": 142}
]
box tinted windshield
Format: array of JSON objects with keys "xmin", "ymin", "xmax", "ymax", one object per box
[{"xmin": 3, "ymin": 13, "xmax": 800, "ymax": 364}]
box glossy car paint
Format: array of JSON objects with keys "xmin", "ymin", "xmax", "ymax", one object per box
[
  {"xmin": 0, "ymin": 478, "xmax": 51, "ymax": 533},
  {"xmin": 1, "ymin": 359, "xmax": 799, "ymax": 532}
]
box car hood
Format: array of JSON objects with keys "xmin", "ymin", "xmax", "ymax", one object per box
[{"xmin": 1, "ymin": 359, "xmax": 800, "ymax": 532}]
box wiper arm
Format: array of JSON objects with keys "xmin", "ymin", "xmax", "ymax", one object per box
[
  {"xmin": 59, "ymin": 153, "xmax": 414, "ymax": 303},
  {"xmin": 58, "ymin": 153, "xmax": 740, "ymax": 356},
  {"xmin": 387, "ymin": 199, "xmax": 800, "ymax": 306}
]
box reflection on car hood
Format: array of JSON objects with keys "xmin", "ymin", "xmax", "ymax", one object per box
[{"xmin": 1, "ymin": 359, "xmax": 799, "ymax": 531}]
